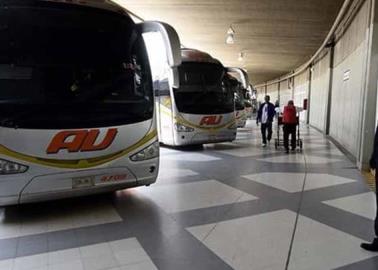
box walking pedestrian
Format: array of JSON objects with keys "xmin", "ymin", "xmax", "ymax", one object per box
[
  {"xmin": 257, "ymin": 95, "xmax": 275, "ymax": 147},
  {"xmin": 361, "ymin": 125, "xmax": 378, "ymax": 252},
  {"xmin": 282, "ymin": 100, "xmax": 298, "ymax": 154}
]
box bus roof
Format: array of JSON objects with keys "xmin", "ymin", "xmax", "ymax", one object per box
[
  {"xmin": 40, "ymin": 0, "xmax": 126, "ymax": 15},
  {"xmin": 181, "ymin": 48, "xmax": 222, "ymax": 65}
]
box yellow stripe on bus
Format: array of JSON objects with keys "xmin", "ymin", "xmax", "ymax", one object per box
[
  {"xmin": 0, "ymin": 130, "xmax": 157, "ymax": 169},
  {"xmin": 175, "ymin": 115, "xmax": 236, "ymax": 131},
  {"xmin": 159, "ymin": 105, "xmax": 236, "ymax": 131}
]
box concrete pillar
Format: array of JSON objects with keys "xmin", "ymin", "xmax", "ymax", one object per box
[
  {"xmin": 325, "ymin": 46, "xmax": 335, "ymax": 135},
  {"xmin": 306, "ymin": 67, "xmax": 312, "ymax": 125},
  {"xmin": 358, "ymin": 0, "xmax": 378, "ymax": 170}
]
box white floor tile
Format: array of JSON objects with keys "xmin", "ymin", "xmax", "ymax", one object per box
[
  {"xmin": 14, "ymin": 254, "xmax": 48, "ymax": 270},
  {"xmin": 257, "ymin": 155, "xmax": 305, "ymax": 164},
  {"xmin": 289, "ymin": 214, "xmax": 377, "ymax": 270},
  {"xmin": 0, "ymin": 259, "xmax": 13, "ymax": 270},
  {"xmin": 305, "ymin": 146, "xmax": 342, "ymax": 155},
  {"xmin": 47, "ymin": 216, "xmax": 74, "ymax": 232},
  {"xmin": 257, "ymin": 154, "xmax": 342, "ymax": 164},
  {"xmin": 214, "ymin": 147, "xmax": 270, "ymax": 157},
  {"xmin": 304, "ymin": 174, "xmax": 355, "ymax": 190},
  {"xmin": 114, "ymin": 248, "xmax": 149, "ymax": 266},
  {"xmin": 19, "ymin": 219, "xmax": 48, "ymax": 236},
  {"xmin": 157, "ymin": 168, "xmax": 198, "ymax": 179},
  {"xmin": 187, "ymin": 224, "xmax": 216, "ymax": 242},
  {"xmin": 48, "ymin": 259, "xmax": 83, "ymax": 270},
  {"xmin": 243, "ymin": 173, "xmax": 305, "ymax": 192},
  {"xmin": 306, "ymin": 155, "xmax": 344, "ymax": 164},
  {"xmin": 243, "ymin": 173, "xmax": 355, "ymax": 193},
  {"xmin": 162, "ymin": 153, "xmax": 220, "ymax": 162},
  {"xmin": 139, "ymin": 180, "xmax": 257, "ymax": 213},
  {"xmin": 48, "ymin": 248, "xmax": 81, "ymax": 265},
  {"xmin": 0, "ymin": 224, "xmax": 21, "ymax": 239},
  {"xmin": 187, "ymin": 210, "xmax": 296, "ymax": 270},
  {"xmin": 323, "ymin": 192, "xmax": 376, "ymax": 220},
  {"xmin": 79, "ymin": 243, "xmax": 113, "ymax": 258},
  {"xmin": 81, "ymin": 254, "xmax": 118, "ymax": 270},
  {"xmin": 109, "ymin": 238, "xmax": 141, "ymax": 253},
  {"xmin": 119, "ymin": 261, "xmax": 158, "ymax": 270}
]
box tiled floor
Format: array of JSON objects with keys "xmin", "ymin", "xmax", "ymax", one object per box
[
  {"xmin": 0, "ymin": 120, "xmax": 377, "ymax": 270},
  {"xmin": 0, "ymin": 238, "xmax": 157, "ymax": 270}
]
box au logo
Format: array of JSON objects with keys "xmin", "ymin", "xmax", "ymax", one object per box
[
  {"xmin": 199, "ymin": 116, "xmax": 223, "ymax": 126},
  {"xmin": 47, "ymin": 129, "xmax": 118, "ymax": 154}
]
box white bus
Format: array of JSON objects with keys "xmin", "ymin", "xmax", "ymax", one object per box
[
  {"xmin": 225, "ymin": 68, "xmax": 250, "ymax": 128},
  {"xmin": 154, "ymin": 48, "xmax": 241, "ymax": 146},
  {"xmin": 0, "ymin": 0, "xmax": 181, "ymax": 206}
]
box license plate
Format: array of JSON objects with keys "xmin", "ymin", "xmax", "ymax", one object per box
[{"xmin": 72, "ymin": 176, "xmax": 94, "ymax": 189}]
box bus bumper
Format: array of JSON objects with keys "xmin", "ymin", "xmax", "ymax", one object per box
[
  {"xmin": 174, "ymin": 130, "xmax": 237, "ymax": 145},
  {"xmin": 0, "ymin": 162, "xmax": 158, "ymax": 206},
  {"xmin": 19, "ymin": 181, "xmax": 142, "ymax": 205}
]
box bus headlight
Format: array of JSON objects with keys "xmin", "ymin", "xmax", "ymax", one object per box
[
  {"xmin": 0, "ymin": 159, "xmax": 28, "ymax": 174},
  {"xmin": 130, "ymin": 142, "xmax": 159, "ymax": 162},
  {"xmin": 174, "ymin": 123, "xmax": 194, "ymax": 132}
]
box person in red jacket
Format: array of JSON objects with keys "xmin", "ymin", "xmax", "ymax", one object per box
[{"xmin": 282, "ymin": 100, "xmax": 298, "ymax": 154}]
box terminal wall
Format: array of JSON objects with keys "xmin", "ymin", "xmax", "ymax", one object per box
[{"xmin": 329, "ymin": 0, "xmax": 370, "ymax": 156}]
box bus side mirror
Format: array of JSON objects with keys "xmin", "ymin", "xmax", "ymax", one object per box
[
  {"xmin": 137, "ymin": 21, "xmax": 182, "ymax": 88},
  {"xmin": 226, "ymin": 67, "xmax": 249, "ymax": 89}
]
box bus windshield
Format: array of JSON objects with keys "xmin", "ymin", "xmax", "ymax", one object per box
[
  {"xmin": 174, "ymin": 62, "xmax": 234, "ymax": 114},
  {"xmin": 0, "ymin": 2, "xmax": 153, "ymax": 129},
  {"xmin": 235, "ymin": 92, "xmax": 245, "ymax": 111}
]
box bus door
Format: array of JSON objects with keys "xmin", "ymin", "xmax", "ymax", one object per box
[{"xmin": 155, "ymin": 79, "xmax": 174, "ymax": 144}]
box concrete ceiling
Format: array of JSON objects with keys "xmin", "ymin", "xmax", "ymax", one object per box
[{"xmin": 116, "ymin": 0, "xmax": 344, "ymax": 84}]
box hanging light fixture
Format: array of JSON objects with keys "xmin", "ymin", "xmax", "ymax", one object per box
[
  {"xmin": 225, "ymin": 25, "xmax": 235, "ymax": 44},
  {"xmin": 238, "ymin": 52, "xmax": 245, "ymax": 61}
]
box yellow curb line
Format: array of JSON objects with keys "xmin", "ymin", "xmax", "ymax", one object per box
[{"xmin": 362, "ymin": 170, "xmax": 376, "ymax": 192}]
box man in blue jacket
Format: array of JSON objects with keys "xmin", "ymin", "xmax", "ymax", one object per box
[
  {"xmin": 257, "ymin": 95, "xmax": 276, "ymax": 147},
  {"xmin": 361, "ymin": 126, "xmax": 378, "ymax": 252}
]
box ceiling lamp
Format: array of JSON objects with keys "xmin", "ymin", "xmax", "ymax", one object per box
[
  {"xmin": 226, "ymin": 25, "xmax": 235, "ymax": 44},
  {"xmin": 238, "ymin": 52, "xmax": 245, "ymax": 61}
]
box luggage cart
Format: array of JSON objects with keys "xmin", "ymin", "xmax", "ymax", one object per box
[{"xmin": 274, "ymin": 114, "xmax": 303, "ymax": 151}]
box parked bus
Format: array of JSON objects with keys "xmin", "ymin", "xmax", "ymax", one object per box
[
  {"xmin": 225, "ymin": 68, "xmax": 250, "ymax": 128},
  {"xmin": 245, "ymin": 100, "xmax": 253, "ymax": 119},
  {"xmin": 0, "ymin": 0, "xmax": 181, "ymax": 205},
  {"xmin": 223, "ymin": 74, "xmax": 247, "ymax": 128},
  {"xmin": 154, "ymin": 48, "xmax": 242, "ymax": 146},
  {"xmin": 235, "ymin": 92, "xmax": 248, "ymax": 128}
]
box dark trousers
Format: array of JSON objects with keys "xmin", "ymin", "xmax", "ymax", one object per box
[
  {"xmin": 375, "ymin": 174, "xmax": 378, "ymax": 237},
  {"xmin": 283, "ymin": 124, "xmax": 297, "ymax": 150},
  {"xmin": 261, "ymin": 122, "xmax": 273, "ymax": 144}
]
